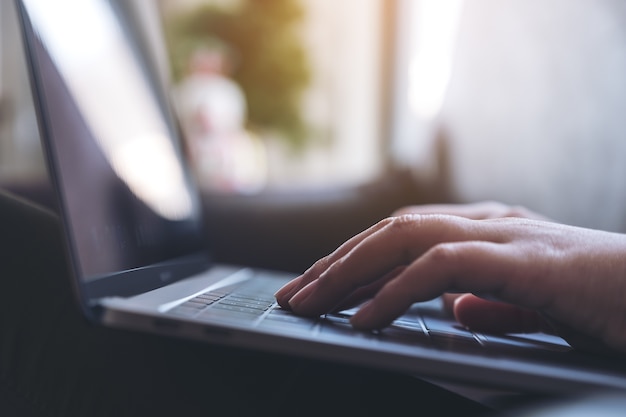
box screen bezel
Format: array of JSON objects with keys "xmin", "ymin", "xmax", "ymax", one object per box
[{"xmin": 15, "ymin": 0, "xmax": 214, "ymax": 319}]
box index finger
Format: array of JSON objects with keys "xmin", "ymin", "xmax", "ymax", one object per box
[
  {"xmin": 275, "ymin": 217, "xmax": 397, "ymax": 307},
  {"xmin": 286, "ymin": 214, "xmax": 491, "ymax": 316},
  {"xmin": 349, "ymin": 241, "xmax": 515, "ymax": 329}
]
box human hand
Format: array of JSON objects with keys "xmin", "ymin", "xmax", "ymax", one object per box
[
  {"xmin": 275, "ymin": 205, "xmax": 626, "ymax": 354},
  {"xmin": 394, "ymin": 201, "xmax": 551, "ymax": 333},
  {"xmin": 282, "ymin": 201, "xmax": 551, "ymax": 333}
]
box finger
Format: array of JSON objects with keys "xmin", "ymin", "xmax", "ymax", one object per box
[
  {"xmin": 275, "ymin": 218, "xmax": 391, "ymax": 307},
  {"xmin": 393, "ymin": 202, "xmax": 507, "ymax": 219},
  {"xmin": 453, "ymin": 293, "xmax": 548, "ymax": 334},
  {"xmin": 350, "ymin": 241, "xmax": 517, "ymax": 330},
  {"xmin": 288, "ymin": 215, "xmax": 487, "ymax": 316},
  {"xmin": 331, "ymin": 266, "xmax": 406, "ymax": 312},
  {"xmin": 441, "ymin": 293, "xmax": 464, "ymax": 314},
  {"xmin": 393, "ymin": 201, "xmax": 549, "ymax": 221},
  {"xmin": 286, "ymin": 225, "xmax": 412, "ymax": 315},
  {"xmin": 393, "ymin": 204, "xmax": 484, "ymax": 219}
]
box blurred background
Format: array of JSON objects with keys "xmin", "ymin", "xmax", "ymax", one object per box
[
  {"xmin": 159, "ymin": 0, "xmax": 389, "ymax": 193},
  {"xmin": 1, "ymin": 0, "xmax": 391, "ymax": 192},
  {"xmin": 2, "ymin": 0, "xmax": 626, "ymax": 235}
]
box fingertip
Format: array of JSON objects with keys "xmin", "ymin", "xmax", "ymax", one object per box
[
  {"xmin": 451, "ymin": 293, "xmax": 474, "ymax": 314},
  {"xmin": 349, "ymin": 301, "xmax": 376, "ymax": 329},
  {"xmin": 286, "ymin": 279, "xmax": 322, "ymax": 315},
  {"xmin": 274, "ymin": 276, "xmax": 304, "ymax": 306},
  {"xmin": 453, "ymin": 294, "xmax": 544, "ymax": 334},
  {"xmin": 350, "ymin": 299, "xmax": 398, "ymax": 331},
  {"xmin": 453, "ymin": 294, "xmax": 503, "ymax": 332}
]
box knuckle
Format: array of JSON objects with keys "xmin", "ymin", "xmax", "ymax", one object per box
[
  {"xmin": 384, "ymin": 214, "xmax": 422, "ymax": 233},
  {"xmin": 427, "ymin": 242, "xmax": 462, "ymax": 263},
  {"xmin": 324, "ymin": 255, "xmax": 346, "ymax": 277},
  {"xmin": 306, "ymin": 256, "xmax": 333, "ymax": 279},
  {"xmin": 311, "ymin": 256, "xmax": 330, "ymax": 272},
  {"xmin": 377, "ymin": 215, "xmax": 400, "ymax": 228},
  {"xmin": 506, "ymin": 205, "xmax": 531, "ymax": 218},
  {"xmin": 480, "ymin": 201, "xmax": 530, "ymax": 219},
  {"xmin": 373, "ymin": 216, "xmax": 417, "ymax": 247}
]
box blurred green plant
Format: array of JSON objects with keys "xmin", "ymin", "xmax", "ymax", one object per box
[{"xmin": 164, "ymin": 0, "xmax": 312, "ymax": 148}]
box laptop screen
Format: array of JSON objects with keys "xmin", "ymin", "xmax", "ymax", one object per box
[{"xmin": 18, "ymin": 0, "xmax": 210, "ymax": 299}]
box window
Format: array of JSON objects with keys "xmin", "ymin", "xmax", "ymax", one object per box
[
  {"xmin": 158, "ymin": 0, "xmax": 391, "ymax": 193},
  {"xmin": 0, "ymin": 0, "xmax": 47, "ymax": 183},
  {"xmin": 0, "ymin": 0, "xmax": 417, "ymax": 195},
  {"xmin": 389, "ymin": 0, "xmax": 464, "ymax": 180}
]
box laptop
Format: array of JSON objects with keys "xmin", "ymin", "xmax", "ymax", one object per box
[{"xmin": 15, "ymin": 0, "xmax": 626, "ymax": 395}]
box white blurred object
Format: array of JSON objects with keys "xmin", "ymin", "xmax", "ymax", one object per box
[{"xmin": 175, "ymin": 48, "xmax": 267, "ymax": 193}]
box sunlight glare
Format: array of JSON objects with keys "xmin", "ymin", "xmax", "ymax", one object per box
[
  {"xmin": 408, "ymin": 0, "xmax": 464, "ymax": 120},
  {"xmin": 24, "ymin": 0, "xmax": 194, "ymax": 220}
]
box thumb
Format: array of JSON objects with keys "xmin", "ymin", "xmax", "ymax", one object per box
[{"xmin": 453, "ymin": 293, "xmax": 548, "ymax": 334}]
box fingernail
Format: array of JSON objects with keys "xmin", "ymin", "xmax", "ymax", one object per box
[
  {"xmin": 274, "ymin": 277, "xmax": 301, "ymax": 301},
  {"xmin": 288, "ymin": 280, "xmax": 318, "ymax": 310}
]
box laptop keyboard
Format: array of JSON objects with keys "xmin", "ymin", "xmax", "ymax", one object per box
[
  {"xmin": 166, "ymin": 278, "xmax": 570, "ymax": 353},
  {"xmin": 168, "ymin": 280, "xmax": 277, "ymax": 322}
]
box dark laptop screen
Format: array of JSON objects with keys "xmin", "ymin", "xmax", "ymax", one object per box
[{"xmin": 18, "ymin": 0, "xmax": 209, "ymax": 297}]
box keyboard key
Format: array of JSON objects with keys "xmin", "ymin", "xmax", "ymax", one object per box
[
  {"xmin": 226, "ymin": 296, "xmax": 272, "ymax": 307},
  {"xmin": 211, "ymin": 303, "xmax": 265, "ymax": 316},
  {"xmin": 323, "ymin": 313, "xmax": 351, "ymax": 325},
  {"xmin": 194, "ymin": 294, "xmax": 223, "ymax": 302},
  {"xmin": 257, "ymin": 309, "xmax": 317, "ymax": 333},
  {"xmin": 264, "ymin": 309, "xmax": 316, "ymax": 324},
  {"xmin": 318, "ymin": 320, "xmax": 376, "ymax": 341},
  {"xmin": 181, "ymin": 300, "xmax": 210, "ymax": 309},
  {"xmin": 198, "ymin": 308, "xmax": 259, "ymax": 323},
  {"xmin": 420, "ymin": 315, "xmax": 481, "ymax": 348},
  {"xmin": 168, "ymin": 306, "xmax": 201, "ymax": 318},
  {"xmin": 217, "ymin": 299, "xmax": 270, "ymax": 311},
  {"xmin": 422, "ymin": 316, "xmax": 475, "ymax": 338},
  {"xmin": 392, "ymin": 318, "xmax": 426, "ymax": 333},
  {"xmin": 256, "ymin": 319, "xmax": 316, "ymax": 334},
  {"xmin": 377, "ymin": 327, "xmax": 431, "ymax": 345},
  {"xmin": 480, "ymin": 333, "xmax": 571, "ymax": 352}
]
